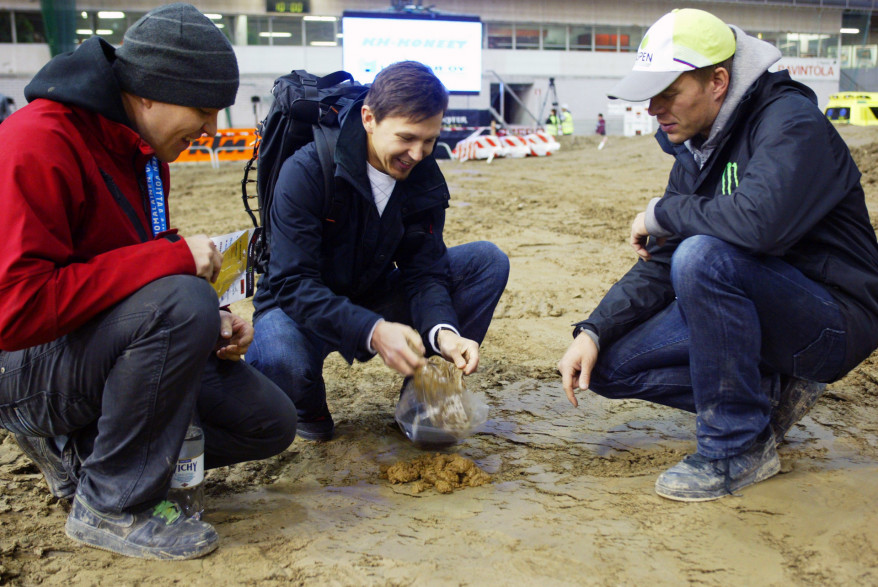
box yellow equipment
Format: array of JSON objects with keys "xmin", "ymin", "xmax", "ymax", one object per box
[{"xmin": 824, "ymin": 92, "xmax": 878, "ymax": 126}]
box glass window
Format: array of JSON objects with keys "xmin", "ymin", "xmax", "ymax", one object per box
[
  {"xmin": 594, "ymin": 26, "xmax": 618, "ymax": 52},
  {"xmin": 0, "ymin": 10, "xmax": 12, "ymax": 43},
  {"xmin": 823, "ymin": 34, "xmax": 839, "ymax": 59},
  {"xmin": 204, "ymin": 13, "xmax": 235, "ymax": 43},
  {"xmin": 515, "ymin": 23, "xmax": 540, "ymax": 50},
  {"xmin": 248, "ymin": 15, "xmax": 271, "ymax": 45},
  {"xmin": 487, "ymin": 23, "xmax": 512, "ymax": 49},
  {"xmin": 778, "ymin": 33, "xmax": 799, "ymax": 57},
  {"xmin": 305, "ymin": 19, "xmax": 335, "ymax": 46},
  {"xmin": 570, "ymin": 25, "xmax": 592, "ymax": 51},
  {"xmin": 15, "ymin": 11, "xmax": 46, "ymax": 43},
  {"xmin": 542, "ymin": 24, "xmax": 566, "ymax": 51},
  {"xmin": 95, "ymin": 10, "xmax": 127, "ymax": 45},
  {"xmin": 270, "ymin": 16, "xmax": 303, "ymax": 46},
  {"xmin": 618, "ymin": 25, "xmax": 644, "ymax": 52}
]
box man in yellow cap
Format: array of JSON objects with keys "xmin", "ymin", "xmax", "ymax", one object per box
[{"xmin": 559, "ymin": 9, "xmax": 878, "ymax": 501}]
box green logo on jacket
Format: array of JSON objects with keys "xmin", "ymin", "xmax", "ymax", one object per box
[{"xmin": 722, "ymin": 161, "xmax": 739, "ymax": 195}]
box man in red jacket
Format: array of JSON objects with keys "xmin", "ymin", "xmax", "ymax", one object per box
[{"xmin": 0, "ymin": 3, "xmax": 295, "ymax": 560}]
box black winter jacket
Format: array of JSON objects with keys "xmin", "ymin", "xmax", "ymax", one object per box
[
  {"xmin": 578, "ymin": 70, "xmax": 878, "ymax": 378},
  {"xmin": 252, "ymin": 101, "xmax": 458, "ymax": 363}
]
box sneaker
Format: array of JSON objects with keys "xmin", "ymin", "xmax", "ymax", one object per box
[
  {"xmin": 65, "ymin": 494, "xmax": 219, "ymax": 560},
  {"xmin": 13, "ymin": 434, "xmax": 76, "ymax": 500},
  {"xmin": 296, "ymin": 413, "xmax": 334, "ymax": 441},
  {"xmin": 655, "ymin": 431, "xmax": 781, "ymax": 502},
  {"xmin": 770, "ymin": 376, "xmax": 827, "ymax": 444}
]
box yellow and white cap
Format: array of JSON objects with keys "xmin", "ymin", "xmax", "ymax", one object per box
[{"xmin": 608, "ymin": 8, "xmax": 736, "ymax": 102}]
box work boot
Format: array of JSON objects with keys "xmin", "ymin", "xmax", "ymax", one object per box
[
  {"xmin": 296, "ymin": 401, "xmax": 334, "ymax": 441},
  {"xmin": 770, "ymin": 376, "xmax": 827, "ymax": 444},
  {"xmin": 65, "ymin": 494, "xmax": 219, "ymax": 560},
  {"xmin": 13, "ymin": 434, "xmax": 76, "ymax": 500},
  {"xmin": 655, "ymin": 430, "xmax": 780, "ymax": 502}
]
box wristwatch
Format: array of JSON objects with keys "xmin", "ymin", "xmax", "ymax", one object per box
[{"xmin": 572, "ymin": 325, "xmax": 589, "ymax": 339}]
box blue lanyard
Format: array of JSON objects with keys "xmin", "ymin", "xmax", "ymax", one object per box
[{"xmin": 145, "ymin": 156, "xmax": 167, "ymax": 237}]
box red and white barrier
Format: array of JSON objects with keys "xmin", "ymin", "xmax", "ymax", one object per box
[
  {"xmin": 524, "ymin": 131, "xmax": 561, "ymax": 157},
  {"xmin": 451, "ymin": 127, "xmax": 561, "ymax": 162}
]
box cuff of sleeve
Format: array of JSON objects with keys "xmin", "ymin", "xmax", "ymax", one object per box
[
  {"xmin": 429, "ymin": 324, "xmax": 459, "ymax": 354},
  {"xmin": 366, "ymin": 318, "xmax": 384, "ymax": 355},
  {"xmin": 573, "ymin": 324, "xmax": 600, "ymax": 351},
  {"xmin": 645, "ymin": 197, "xmax": 674, "ymax": 238}
]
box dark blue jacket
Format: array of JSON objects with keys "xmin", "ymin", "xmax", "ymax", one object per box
[
  {"xmin": 253, "ymin": 102, "xmax": 458, "ymax": 363},
  {"xmin": 579, "ymin": 70, "xmax": 878, "ymax": 377}
]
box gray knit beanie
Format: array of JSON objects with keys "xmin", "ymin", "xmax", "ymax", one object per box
[{"xmin": 113, "ymin": 3, "xmax": 239, "ymax": 109}]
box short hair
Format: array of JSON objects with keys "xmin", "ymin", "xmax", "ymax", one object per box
[
  {"xmin": 364, "ymin": 61, "xmax": 449, "ymax": 123},
  {"xmin": 689, "ymin": 55, "xmax": 734, "ymax": 87}
]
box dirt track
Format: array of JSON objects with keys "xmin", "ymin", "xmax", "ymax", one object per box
[{"xmin": 1, "ymin": 126, "xmax": 876, "ymax": 585}]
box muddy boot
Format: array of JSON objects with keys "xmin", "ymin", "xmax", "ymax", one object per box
[
  {"xmin": 770, "ymin": 377, "xmax": 827, "ymax": 444},
  {"xmin": 13, "ymin": 434, "xmax": 76, "ymax": 500},
  {"xmin": 65, "ymin": 494, "xmax": 219, "ymax": 560},
  {"xmin": 655, "ymin": 430, "xmax": 781, "ymax": 502}
]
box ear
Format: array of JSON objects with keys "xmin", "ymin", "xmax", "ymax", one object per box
[
  {"xmin": 711, "ymin": 67, "xmax": 731, "ymax": 101},
  {"xmin": 361, "ymin": 104, "xmax": 375, "ymax": 134}
]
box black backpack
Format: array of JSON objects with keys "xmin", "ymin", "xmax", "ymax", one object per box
[{"xmin": 242, "ymin": 70, "xmax": 368, "ymax": 274}]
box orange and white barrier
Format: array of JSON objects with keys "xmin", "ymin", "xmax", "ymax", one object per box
[
  {"xmin": 451, "ymin": 127, "xmax": 561, "ymax": 162},
  {"xmin": 524, "ymin": 131, "xmax": 561, "ymax": 157},
  {"xmin": 499, "ymin": 134, "xmax": 531, "ymax": 158},
  {"xmin": 173, "ymin": 128, "xmax": 257, "ymax": 168},
  {"xmin": 452, "ymin": 133, "xmax": 506, "ymax": 163}
]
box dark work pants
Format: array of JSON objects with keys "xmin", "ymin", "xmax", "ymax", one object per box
[{"xmin": 0, "ymin": 276, "xmax": 296, "ymax": 513}]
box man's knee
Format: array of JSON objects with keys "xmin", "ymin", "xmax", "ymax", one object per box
[
  {"xmin": 137, "ymin": 276, "xmax": 219, "ymax": 353},
  {"xmin": 671, "ymin": 235, "xmax": 743, "ymax": 293},
  {"xmin": 473, "ymin": 241, "xmax": 510, "ymax": 284}
]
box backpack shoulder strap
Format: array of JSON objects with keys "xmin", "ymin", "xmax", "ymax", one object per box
[{"xmin": 312, "ymin": 123, "xmax": 344, "ymax": 223}]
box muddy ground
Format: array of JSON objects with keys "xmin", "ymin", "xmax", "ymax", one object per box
[{"xmin": 1, "ymin": 126, "xmax": 877, "ymax": 585}]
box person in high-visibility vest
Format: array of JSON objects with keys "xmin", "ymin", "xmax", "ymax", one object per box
[
  {"xmin": 560, "ymin": 104, "xmax": 574, "ymax": 135},
  {"xmin": 544, "ymin": 108, "xmax": 560, "ymax": 136}
]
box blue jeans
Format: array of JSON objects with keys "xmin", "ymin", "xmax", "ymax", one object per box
[
  {"xmin": 589, "ymin": 236, "xmax": 847, "ymax": 459},
  {"xmin": 247, "ymin": 241, "xmax": 509, "ymax": 421},
  {"xmin": 0, "ymin": 276, "xmax": 296, "ymax": 513}
]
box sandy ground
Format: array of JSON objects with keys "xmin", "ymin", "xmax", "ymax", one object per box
[{"xmin": 2, "ymin": 126, "xmax": 878, "ymax": 585}]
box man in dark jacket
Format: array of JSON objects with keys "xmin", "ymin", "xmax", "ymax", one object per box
[
  {"xmin": 558, "ymin": 8, "xmax": 878, "ymax": 501},
  {"xmin": 0, "ymin": 4, "xmax": 296, "ymax": 559},
  {"xmin": 248, "ymin": 61, "xmax": 509, "ymax": 441}
]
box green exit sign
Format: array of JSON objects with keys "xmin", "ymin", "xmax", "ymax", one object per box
[{"xmin": 266, "ymin": 1, "xmax": 309, "ymax": 13}]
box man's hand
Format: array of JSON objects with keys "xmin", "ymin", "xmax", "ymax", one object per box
[
  {"xmin": 557, "ymin": 331, "xmax": 599, "ymax": 407},
  {"xmin": 185, "ymin": 235, "xmax": 223, "ymax": 283},
  {"xmin": 215, "ymin": 310, "xmax": 253, "ymax": 361},
  {"xmin": 630, "ymin": 212, "xmax": 652, "ymax": 261},
  {"xmin": 436, "ymin": 329, "xmax": 480, "ymax": 375},
  {"xmin": 371, "ymin": 321, "xmax": 427, "ymax": 376}
]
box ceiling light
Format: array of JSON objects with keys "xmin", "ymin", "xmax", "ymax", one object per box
[
  {"xmin": 840, "ymin": 28, "xmax": 860, "ymax": 34},
  {"xmin": 97, "ymin": 11, "xmax": 125, "ymax": 19}
]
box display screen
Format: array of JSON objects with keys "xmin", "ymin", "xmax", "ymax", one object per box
[{"xmin": 342, "ymin": 12, "xmax": 482, "ymax": 95}]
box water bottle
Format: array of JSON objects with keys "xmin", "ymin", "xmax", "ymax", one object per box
[{"xmin": 168, "ymin": 422, "xmax": 205, "ymax": 519}]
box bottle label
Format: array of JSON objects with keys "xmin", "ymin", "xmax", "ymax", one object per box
[{"xmin": 170, "ymin": 452, "xmax": 204, "ymax": 488}]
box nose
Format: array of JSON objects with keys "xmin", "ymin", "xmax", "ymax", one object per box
[
  {"xmin": 409, "ymin": 143, "xmax": 425, "ymax": 162},
  {"xmin": 647, "ymin": 97, "xmax": 662, "ymax": 116},
  {"xmin": 202, "ymin": 113, "xmax": 218, "ymax": 137}
]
